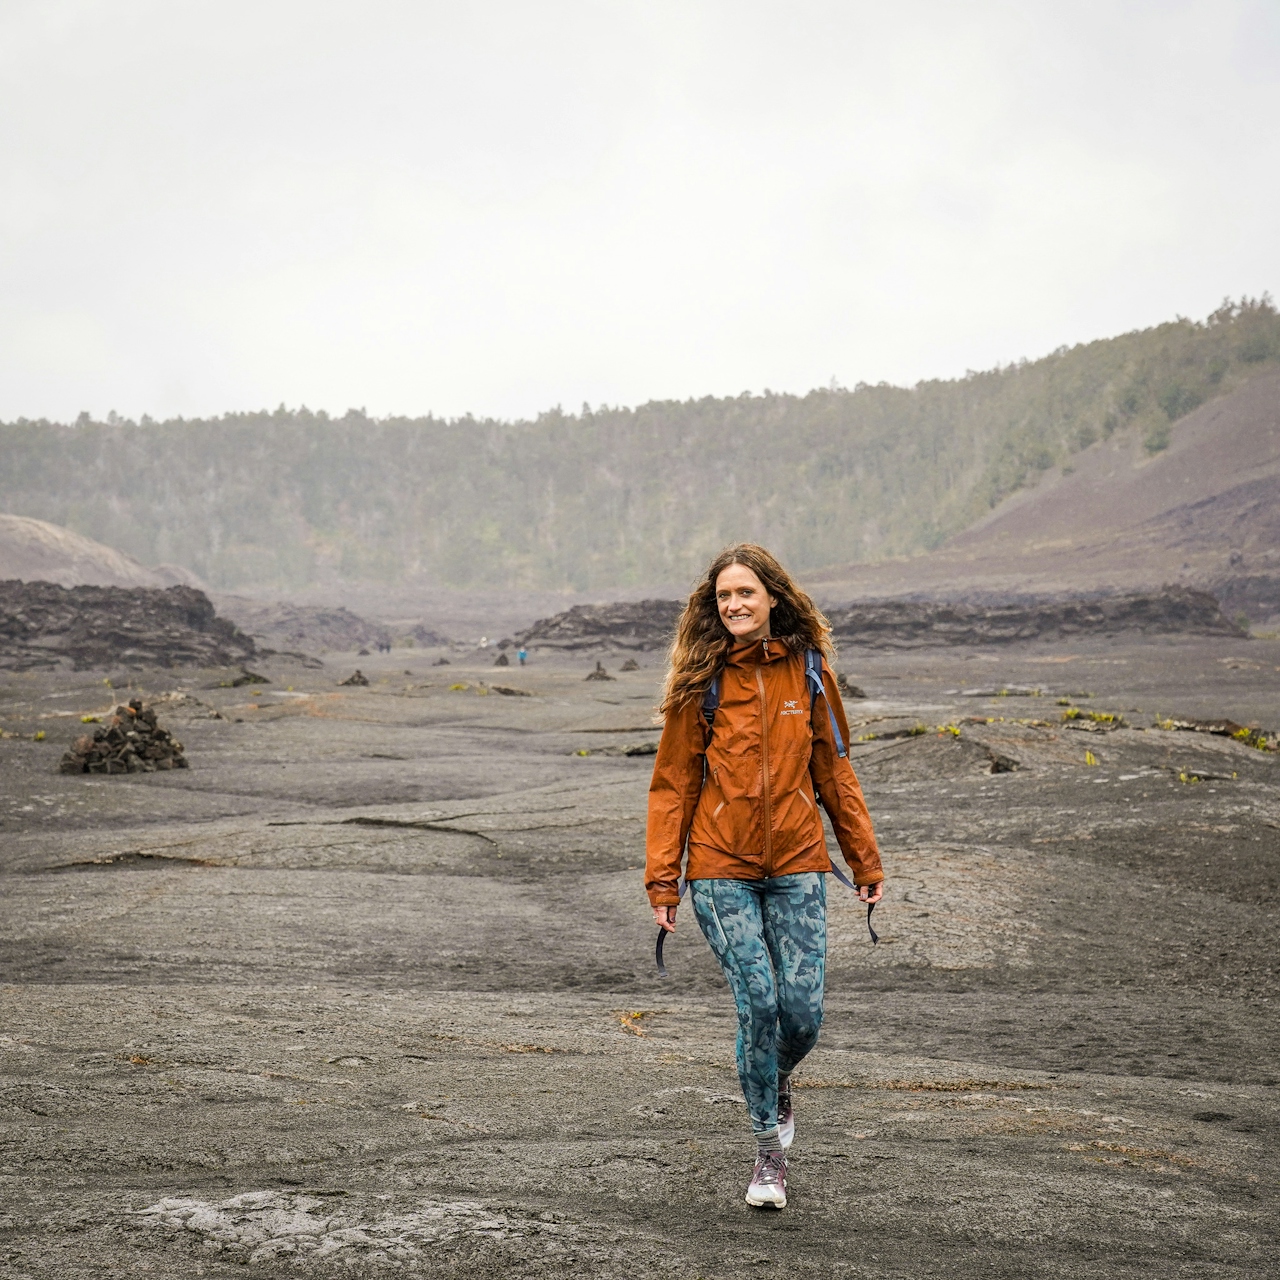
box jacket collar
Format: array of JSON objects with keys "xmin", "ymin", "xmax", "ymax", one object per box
[{"xmin": 725, "ymin": 636, "xmax": 791, "ymax": 667}]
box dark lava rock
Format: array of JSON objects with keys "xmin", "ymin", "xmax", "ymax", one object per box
[
  {"xmin": 0, "ymin": 580, "xmax": 255, "ymax": 671},
  {"xmin": 517, "ymin": 587, "xmax": 1241, "ymax": 653},
  {"xmin": 213, "ymin": 599, "xmax": 394, "ymax": 654},
  {"xmin": 836, "ymin": 672, "xmax": 866, "ymax": 698},
  {"xmin": 585, "ymin": 661, "xmax": 615, "ymax": 682},
  {"xmin": 59, "ymin": 698, "xmax": 188, "ymax": 774},
  {"xmin": 518, "ymin": 600, "xmax": 683, "ymax": 651},
  {"xmin": 1209, "ymin": 571, "xmax": 1280, "ymax": 627},
  {"xmin": 494, "ymin": 652, "xmax": 510, "ymax": 667},
  {"xmin": 227, "ymin": 667, "xmax": 269, "ymax": 687},
  {"xmin": 824, "ymin": 586, "xmax": 1244, "ymax": 648},
  {"xmin": 578, "ymin": 741, "xmax": 659, "ymax": 757},
  {"xmin": 1165, "ymin": 716, "xmax": 1276, "ymax": 750},
  {"xmin": 620, "ymin": 658, "xmax": 640, "ymax": 672},
  {"xmin": 338, "ymin": 669, "xmax": 370, "ymax": 686}
]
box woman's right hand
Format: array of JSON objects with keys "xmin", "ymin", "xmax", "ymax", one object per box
[{"xmin": 653, "ymin": 904, "xmax": 678, "ymax": 933}]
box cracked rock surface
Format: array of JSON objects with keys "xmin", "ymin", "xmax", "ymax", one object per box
[{"xmin": 0, "ymin": 636, "xmax": 1277, "ymax": 1278}]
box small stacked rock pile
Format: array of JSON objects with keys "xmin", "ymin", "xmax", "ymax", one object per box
[{"xmin": 59, "ymin": 699, "xmax": 188, "ymax": 774}]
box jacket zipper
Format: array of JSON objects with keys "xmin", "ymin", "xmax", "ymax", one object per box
[{"xmin": 757, "ymin": 642, "xmax": 773, "ymax": 876}]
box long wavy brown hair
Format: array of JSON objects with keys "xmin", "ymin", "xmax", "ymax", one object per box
[{"xmin": 660, "ymin": 543, "xmax": 835, "ymax": 715}]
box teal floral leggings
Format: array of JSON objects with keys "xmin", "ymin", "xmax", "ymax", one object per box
[{"xmin": 689, "ymin": 873, "xmax": 827, "ymax": 1134}]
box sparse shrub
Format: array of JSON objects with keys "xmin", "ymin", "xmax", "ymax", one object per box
[
  {"xmin": 1238, "ymin": 329, "xmax": 1276, "ymax": 362},
  {"xmin": 1143, "ymin": 421, "xmax": 1172, "ymax": 454},
  {"xmin": 1158, "ymin": 381, "xmax": 1204, "ymax": 421}
]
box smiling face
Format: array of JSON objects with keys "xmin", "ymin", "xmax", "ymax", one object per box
[{"xmin": 715, "ymin": 562, "xmax": 777, "ymax": 644}]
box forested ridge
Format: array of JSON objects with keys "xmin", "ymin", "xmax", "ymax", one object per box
[{"xmin": 2, "ymin": 299, "xmax": 1277, "ymax": 592}]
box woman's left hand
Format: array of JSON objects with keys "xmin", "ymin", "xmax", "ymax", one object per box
[
  {"xmin": 858, "ymin": 881, "xmax": 884, "ymax": 904},
  {"xmin": 653, "ymin": 904, "xmax": 678, "ymax": 932}
]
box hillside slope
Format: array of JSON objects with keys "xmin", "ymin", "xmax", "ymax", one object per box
[
  {"xmin": 0, "ymin": 299, "xmax": 1276, "ymax": 592},
  {"xmin": 806, "ymin": 368, "xmax": 1280, "ymax": 615},
  {"xmin": 0, "ymin": 514, "xmax": 201, "ymax": 590}
]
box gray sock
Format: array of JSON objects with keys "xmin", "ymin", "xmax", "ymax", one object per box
[{"xmin": 756, "ymin": 1126, "xmax": 783, "ymax": 1155}]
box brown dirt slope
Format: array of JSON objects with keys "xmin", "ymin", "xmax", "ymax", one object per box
[
  {"xmin": 0, "ymin": 513, "xmax": 202, "ymax": 589},
  {"xmin": 807, "ymin": 368, "xmax": 1280, "ymax": 608}
]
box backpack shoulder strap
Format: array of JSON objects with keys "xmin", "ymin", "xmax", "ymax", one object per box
[
  {"xmin": 805, "ymin": 648, "xmax": 848, "ymax": 758},
  {"xmin": 701, "ymin": 673, "xmax": 721, "ymax": 729}
]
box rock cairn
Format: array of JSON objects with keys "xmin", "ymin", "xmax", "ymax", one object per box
[{"xmin": 59, "ymin": 698, "xmax": 188, "ymax": 774}]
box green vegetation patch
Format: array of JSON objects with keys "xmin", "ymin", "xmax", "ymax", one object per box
[{"xmin": 2, "ymin": 298, "xmax": 1275, "ymax": 591}]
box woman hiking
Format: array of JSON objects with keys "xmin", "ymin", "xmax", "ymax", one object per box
[{"xmin": 645, "ymin": 543, "xmax": 884, "ymax": 1209}]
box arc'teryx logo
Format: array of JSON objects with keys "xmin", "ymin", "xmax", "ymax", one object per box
[{"xmin": 781, "ymin": 699, "xmax": 804, "ymax": 716}]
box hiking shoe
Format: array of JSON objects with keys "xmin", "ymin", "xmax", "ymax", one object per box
[
  {"xmin": 745, "ymin": 1151, "xmax": 788, "ymax": 1209},
  {"xmin": 778, "ymin": 1080, "xmax": 795, "ymax": 1150}
]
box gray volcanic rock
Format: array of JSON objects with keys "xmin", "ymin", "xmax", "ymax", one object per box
[
  {"xmin": 58, "ymin": 698, "xmax": 188, "ymax": 774},
  {"xmin": 213, "ymin": 598, "xmax": 395, "ymax": 653},
  {"xmin": 0, "ymin": 581, "xmax": 255, "ymax": 670},
  {"xmin": 518, "ymin": 586, "xmax": 1242, "ymax": 652},
  {"xmin": 825, "ymin": 585, "xmax": 1244, "ymax": 648},
  {"xmin": 1210, "ymin": 572, "xmax": 1280, "ymax": 627},
  {"xmin": 517, "ymin": 599, "xmax": 684, "ymax": 651}
]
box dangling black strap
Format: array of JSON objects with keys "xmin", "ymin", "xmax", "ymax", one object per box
[
  {"xmin": 655, "ymin": 864, "xmax": 689, "ymax": 978},
  {"xmin": 655, "ymin": 927, "xmax": 670, "ymax": 977},
  {"xmin": 828, "ymin": 861, "xmax": 879, "ymax": 945}
]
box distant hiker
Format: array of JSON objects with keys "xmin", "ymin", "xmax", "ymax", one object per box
[
  {"xmin": 517, "ymin": 646, "xmax": 528, "ymax": 666},
  {"xmin": 645, "ymin": 543, "xmax": 884, "ymax": 1210}
]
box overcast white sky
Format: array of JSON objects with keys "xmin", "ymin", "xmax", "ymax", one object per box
[{"xmin": 2, "ymin": 0, "xmax": 1278, "ymax": 423}]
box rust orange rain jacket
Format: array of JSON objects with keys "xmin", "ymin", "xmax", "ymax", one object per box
[{"xmin": 645, "ymin": 637, "xmax": 883, "ymax": 907}]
